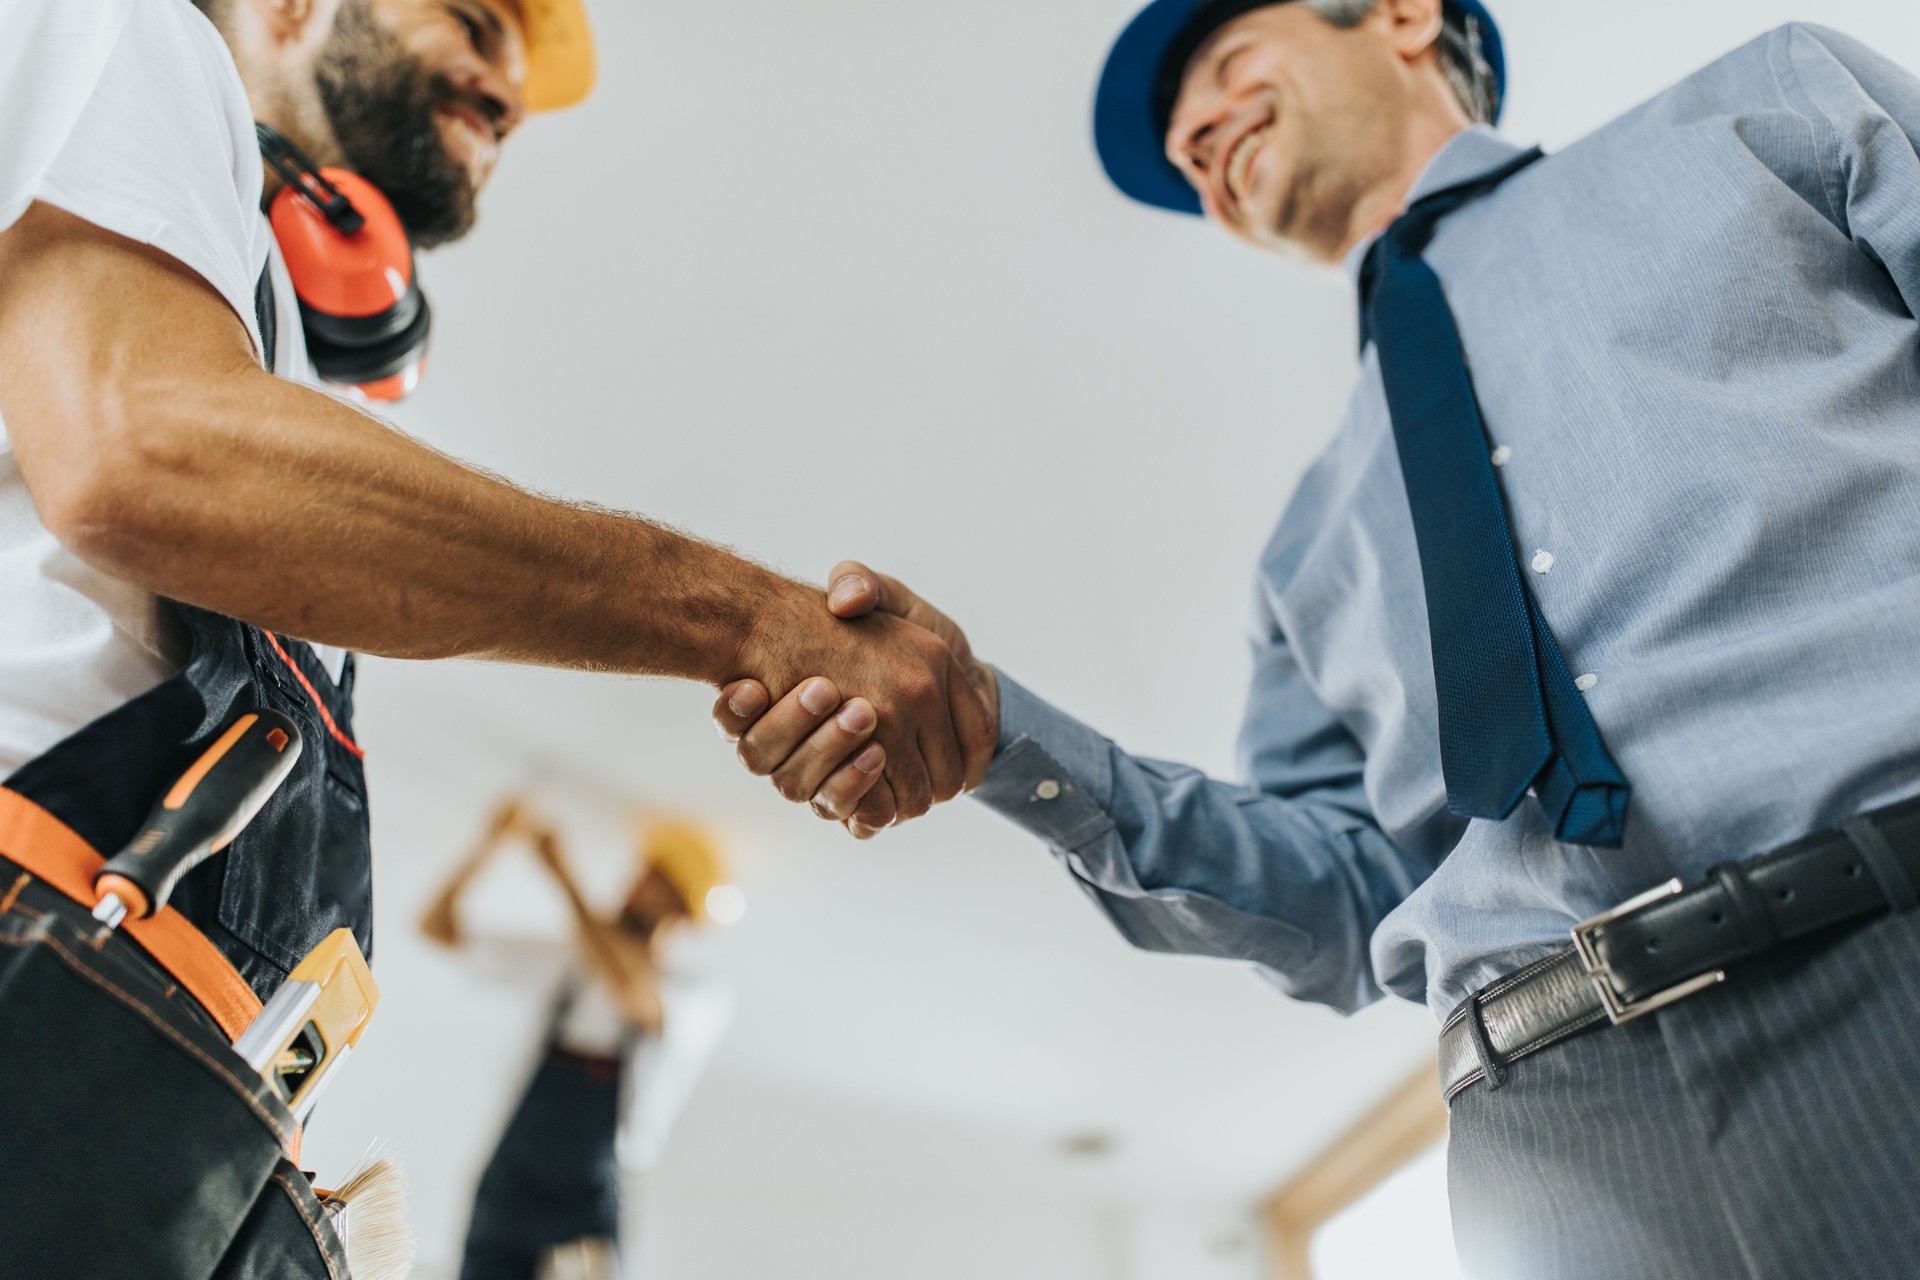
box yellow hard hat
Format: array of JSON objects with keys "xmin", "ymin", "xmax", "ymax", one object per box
[
  {"xmin": 639, "ymin": 821, "xmax": 735, "ymax": 923},
  {"xmin": 518, "ymin": 0, "xmax": 597, "ymax": 113}
]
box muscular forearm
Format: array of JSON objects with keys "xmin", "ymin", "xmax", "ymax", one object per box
[
  {"xmin": 1, "ymin": 202, "xmax": 792, "ymax": 684},
  {"xmin": 71, "ymin": 361, "xmax": 783, "ymax": 681}
]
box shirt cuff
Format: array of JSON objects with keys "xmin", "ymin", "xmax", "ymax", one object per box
[{"xmin": 973, "ymin": 669, "xmax": 1117, "ymax": 850}]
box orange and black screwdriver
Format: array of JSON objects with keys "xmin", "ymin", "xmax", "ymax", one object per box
[{"xmin": 91, "ymin": 708, "xmax": 304, "ymax": 929}]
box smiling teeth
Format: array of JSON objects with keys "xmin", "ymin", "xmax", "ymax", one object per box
[{"xmin": 1226, "ymin": 126, "xmax": 1269, "ymax": 201}]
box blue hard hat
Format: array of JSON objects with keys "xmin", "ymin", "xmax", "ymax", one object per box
[{"xmin": 1092, "ymin": 0, "xmax": 1507, "ymax": 216}]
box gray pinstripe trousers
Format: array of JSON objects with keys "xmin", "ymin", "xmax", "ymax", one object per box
[{"xmin": 1447, "ymin": 907, "xmax": 1920, "ymax": 1279}]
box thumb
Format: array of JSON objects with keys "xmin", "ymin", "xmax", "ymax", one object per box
[
  {"xmin": 826, "ymin": 560, "xmax": 884, "ymax": 618},
  {"xmin": 828, "ymin": 563, "xmax": 974, "ymax": 667}
]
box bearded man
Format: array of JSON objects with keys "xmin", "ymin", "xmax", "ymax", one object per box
[{"xmin": 0, "ymin": 0, "xmax": 993, "ymax": 1009}]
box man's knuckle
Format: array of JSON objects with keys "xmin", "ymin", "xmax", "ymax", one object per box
[{"xmin": 897, "ymin": 670, "xmax": 937, "ymax": 707}]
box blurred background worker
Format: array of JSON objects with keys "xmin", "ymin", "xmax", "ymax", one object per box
[{"xmin": 423, "ymin": 802, "xmax": 734, "ymax": 1280}]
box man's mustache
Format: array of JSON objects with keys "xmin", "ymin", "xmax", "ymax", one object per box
[{"xmin": 432, "ymin": 77, "xmax": 508, "ymax": 141}]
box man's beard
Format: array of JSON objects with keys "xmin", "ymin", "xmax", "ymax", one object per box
[{"xmin": 314, "ymin": 1, "xmax": 491, "ymax": 248}]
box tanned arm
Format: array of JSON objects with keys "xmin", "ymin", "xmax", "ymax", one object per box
[{"xmin": 0, "ymin": 204, "xmax": 992, "ymax": 815}]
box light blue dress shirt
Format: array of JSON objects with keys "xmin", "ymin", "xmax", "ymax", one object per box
[{"xmin": 975, "ymin": 24, "xmax": 1920, "ymax": 1021}]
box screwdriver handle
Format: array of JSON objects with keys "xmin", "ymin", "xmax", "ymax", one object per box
[{"xmin": 92, "ymin": 708, "xmax": 304, "ymax": 926}]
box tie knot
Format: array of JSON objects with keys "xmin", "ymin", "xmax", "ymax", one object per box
[
  {"xmin": 1384, "ymin": 199, "xmax": 1449, "ymax": 258},
  {"xmin": 1356, "ymin": 146, "xmax": 1548, "ymax": 352}
]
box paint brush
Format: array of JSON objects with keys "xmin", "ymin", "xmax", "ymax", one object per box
[{"xmin": 319, "ymin": 1153, "xmax": 416, "ymax": 1280}]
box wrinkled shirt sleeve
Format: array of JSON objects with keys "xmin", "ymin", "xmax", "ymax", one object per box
[
  {"xmin": 1776, "ymin": 25, "xmax": 1920, "ymax": 318},
  {"xmin": 973, "ymin": 594, "xmax": 1436, "ymax": 1014}
]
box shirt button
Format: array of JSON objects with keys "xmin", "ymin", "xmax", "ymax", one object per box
[
  {"xmin": 1574, "ymin": 673, "xmax": 1598, "ymax": 692},
  {"xmin": 1490, "ymin": 445, "xmax": 1513, "ymax": 468},
  {"xmin": 1531, "ymin": 550, "xmax": 1555, "ymax": 574},
  {"xmin": 1034, "ymin": 779, "xmax": 1062, "ymax": 801}
]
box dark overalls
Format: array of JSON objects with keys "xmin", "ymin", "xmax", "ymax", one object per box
[
  {"xmin": 0, "ymin": 605, "xmax": 375, "ymax": 1276},
  {"xmin": 459, "ymin": 981, "xmax": 635, "ymax": 1280},
  {"xmin": 4, "ymin": 605, "xmax": 373, "ymax": 996}
]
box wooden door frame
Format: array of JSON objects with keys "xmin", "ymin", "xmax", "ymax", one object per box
[{"xmin": 1260, "ymin": 1057, "xmax": 1448, "ymax": 1280}]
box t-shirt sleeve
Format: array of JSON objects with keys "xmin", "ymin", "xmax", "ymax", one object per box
[{"xmin": 0, "ymin": 0, "xmax": 269, "ymax": 357}]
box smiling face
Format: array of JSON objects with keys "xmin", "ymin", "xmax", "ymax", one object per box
[
  {"xmin": 1164, "ymin": 1, "xmax": 1463, "ymax": 261},
  {"xmin": 314, "ymin": 0, "xmax": 528, "ymax": 247}
]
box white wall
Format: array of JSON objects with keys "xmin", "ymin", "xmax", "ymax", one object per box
[{"xmin": 636, "ymin": 1070, "xmax": 1264, "ymax": 1280}]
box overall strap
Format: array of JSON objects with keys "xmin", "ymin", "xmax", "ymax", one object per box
[{"xmin": 254, "ymin": 261, "xmax": 278, "ymax": 375}]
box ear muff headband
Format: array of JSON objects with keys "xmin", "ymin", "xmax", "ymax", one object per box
[{"xmin": 256, "ymin": 124, "xmax": 430, "ymax": 401}]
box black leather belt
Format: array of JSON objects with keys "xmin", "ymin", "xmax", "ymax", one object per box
[{"xmin": 1439, "ymin": 795, "xmax": 1920, "ymax": 1103}]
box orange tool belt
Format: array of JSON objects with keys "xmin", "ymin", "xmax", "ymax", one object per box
[
  {"xmin": 0, "ymin": 785, "xmax": 303, "ymax": 1161},
  {"xmin": 0, "ymin": 787, "xmax": 263, "ymax": 1038},
  {"xmin": 0, "ymin": 786, "xmax": 347, "ymax": 1273}
]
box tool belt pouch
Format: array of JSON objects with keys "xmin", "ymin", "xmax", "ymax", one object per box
[{"xmin": 0, "ymin": 869, "xmax": 347, "ymax": 1280}]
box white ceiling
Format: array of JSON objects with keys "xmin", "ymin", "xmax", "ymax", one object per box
[{"xmin": 298, "ymin": 1, "xmax": 1920, "ymax": 1274}]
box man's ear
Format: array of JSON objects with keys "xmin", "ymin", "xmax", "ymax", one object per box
[
  {"xmin": 1375, "ymin": 0, "xmax": 1447, "ymax": 64},
  {"xmin": 229, "ymin": 0, "xmax": 342, "ymax": 49}
]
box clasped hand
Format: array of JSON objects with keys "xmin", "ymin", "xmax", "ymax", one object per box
[{"xmin": 716, "ymin": 561, "xmax": 997, "ymax": 837}]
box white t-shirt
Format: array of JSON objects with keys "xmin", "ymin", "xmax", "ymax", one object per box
[{"xmin": 0, "ymin": 0, "xmax": 338, "ymax": 777}]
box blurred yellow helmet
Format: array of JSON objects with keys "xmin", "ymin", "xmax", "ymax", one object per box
[
  {"xmin": 639, "ymin": 821, "xmax": 737, "ymax": 923},
  {"xmin": 517, "ymin": 0, "xmax": 597, "ymax": 113}
]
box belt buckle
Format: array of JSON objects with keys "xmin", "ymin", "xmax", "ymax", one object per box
[{"xmin": 1571, "ymin": 878, "xmax": 1726, "ymax": 1025}]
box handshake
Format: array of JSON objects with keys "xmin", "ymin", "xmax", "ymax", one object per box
[{"xmin": 713, "ymin": 560, "xmax": 998, "ymax": 838}]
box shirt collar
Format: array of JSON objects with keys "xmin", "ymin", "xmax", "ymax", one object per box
[{"xmin": 1341, "ymin": 126, "xmax": 1533, "ymax": 281}]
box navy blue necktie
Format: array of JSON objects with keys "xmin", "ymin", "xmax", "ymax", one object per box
[{"xmin": 1361, "ymin": 149, "xmax": 1631, "ymax": 847}]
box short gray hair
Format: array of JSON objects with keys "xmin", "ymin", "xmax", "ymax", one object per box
[{"xmin": 1302, "ymin": 0, "xmax": 1500, "ymax": 124}]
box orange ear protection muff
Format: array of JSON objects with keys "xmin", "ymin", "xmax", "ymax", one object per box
[{"xmin": 256, "ymin": 123, "xmax": 431, "ymax": 402}]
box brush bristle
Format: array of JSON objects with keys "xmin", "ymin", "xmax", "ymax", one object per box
[{"xmin": 326, "ymin": 1155, "xmax": 416, "ymax": 1280}]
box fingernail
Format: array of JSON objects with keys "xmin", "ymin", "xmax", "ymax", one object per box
[
  {"xmin": 836, "ymin": 700, "xmax": 875, "ymax": 734},
  {"xmin": 798, "ymin": 679, "xmax": 836, "ymax": 716},
  {"xmin": 853, "ymin": 744, "xmax": 884, "ymax": 773},
  {"xmin": 829, "ymin": 576, "xmax": 862, "ymax": 610},
  {"xmin": 727, "ymin": 685, "xmax": 766, "ymax": 718}
]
